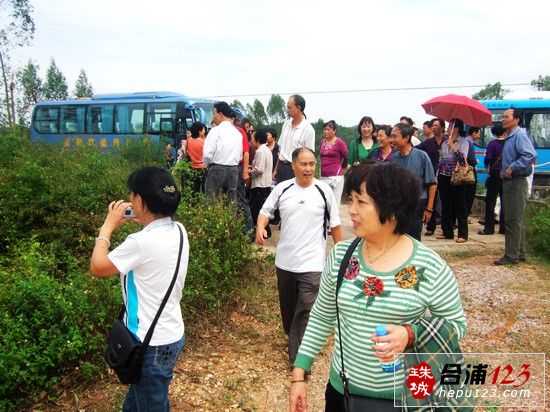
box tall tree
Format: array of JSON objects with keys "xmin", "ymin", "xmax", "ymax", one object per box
[
  {"xmin": 73, "ymin": 68, "xmax": 93, "ymax": 98},
  {"xmin": 16, "ymin": 59, "xmax": 41, "ymax": 125},
  {"xmin": 0, "ymin": 0, "xmax": 35, "ymax": 126},
  {"xmin": 231, "ymin": 99, "xmax": 245, "ymax": 111},
  {"xmin": 266, "ymin": 94, "xmax": 285, "ymax": 123},
  {"xmin": 246, "ymin": 99, "xmax": 268, "ymax": 126},
  {"xmin": 531, "ymin": 75, "xmax": 550, "ymax": 91},
  {"xmin": 472, "ymin": 82, "xmax": 509, "ymax": 100},
  {"xmin": 42, "ymin": 58, "xmax": 68, "ymax": 100}
]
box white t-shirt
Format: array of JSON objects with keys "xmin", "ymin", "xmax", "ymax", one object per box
[
  {"xmin": 108, "ymin": 218, "xmax": 189, "ymax": 346},
  {"xmin": 278, "ymin": 117, "xmax": 315, "ymax": 162},
  {"xmin": 260, "ymin": 179, "xmax": 341, "ymax": 272}
]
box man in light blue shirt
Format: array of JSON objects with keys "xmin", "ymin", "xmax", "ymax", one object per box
[
  {"xmin": 494, "ymin": 108, "xmax": 537, "ymax": 265},
  {"xmin": 390, "ymin": 123, "xmax": 436, "ymax": 241}
]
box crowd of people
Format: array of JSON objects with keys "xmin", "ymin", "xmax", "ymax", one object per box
[{"xmin": 92, "ymin": 95, "xmax": 536, "ymax": 410}]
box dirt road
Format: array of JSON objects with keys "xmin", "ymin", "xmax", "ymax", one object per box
[{"xmin": 32, "ymin": 207, "xmax": 549, "ymax": 411}]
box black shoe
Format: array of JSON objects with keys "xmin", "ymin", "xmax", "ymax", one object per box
[
  {"xmin": 424, "ymin": 230, "xmax": 434, "ymax": 236},
  {"xmin": 494, "ymin": 257, "xmax": 519, "ymax": 266},
  {"xmin": 478, "ymin": 230, "xmax": 494, "ymax": 235}
]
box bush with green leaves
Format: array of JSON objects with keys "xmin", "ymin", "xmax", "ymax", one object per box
[
  {"xmin": 525, "ymin": 201, "xmax": 550, "ymax": 260},
  {"xmin": 0, "ymin": 240, "xmax": 120, "ymax": 410},
  {"xmin": 0, "ymin": 131, "xmax": 255, "ymax": 409}
]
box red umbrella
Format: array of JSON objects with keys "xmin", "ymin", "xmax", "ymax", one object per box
[{"xmin": 421, "ymin": 94, "xmax": 492, "ymax": 126}]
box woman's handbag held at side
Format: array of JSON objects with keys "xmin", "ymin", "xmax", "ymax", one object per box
[
  {"xmin": 106, "ymin": 319, "xmax": 144, "ymax": 384},
  {"xmin": 450, "ymin": 163, "xmax": 475, "ymax": 185}
]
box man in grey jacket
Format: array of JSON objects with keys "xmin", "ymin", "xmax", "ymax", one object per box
[{"xmin": 494, "ymin": 108, "xmax": 537, "ymax": 265}]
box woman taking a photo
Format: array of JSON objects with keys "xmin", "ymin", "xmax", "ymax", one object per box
[
  {"xmin": 289, "ymin": 163, "xmax": 467, "ymax": 411},
  {"xmin": 91, "ymin": 166, "xmax": 189, "ymax": 411},
  {"xmin": 436, "ymin": 119, "xmax": 473, "ymax": 243},
  {"xmin": 348, "ymin": 116, "xmax": 378, "ymax": 166}
]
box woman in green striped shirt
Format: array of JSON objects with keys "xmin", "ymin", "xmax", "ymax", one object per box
[{"xmin": 289, "ymin": 163, "xmax": 467, "ymax": 411}]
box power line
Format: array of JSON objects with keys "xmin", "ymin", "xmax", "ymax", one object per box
[{"xmin": 204, "ymin": 82, "xmax": 531, "ymax": 99}]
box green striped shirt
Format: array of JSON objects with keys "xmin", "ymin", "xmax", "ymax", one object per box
[{"xmin": 294, "ymin": 237, "xmax": 467, "ymax": 400}]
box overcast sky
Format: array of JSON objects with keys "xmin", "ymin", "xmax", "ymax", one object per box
[{"xmin": 11, "ymin": 0, "xmax": 550, "ymax": 127}]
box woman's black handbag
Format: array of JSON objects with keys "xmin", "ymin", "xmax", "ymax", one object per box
[
  {"xmin": 105, "ymin": 224, "xmax": 184, "ymax": 384},
  {"xmin": 106, "ymin": 319, "xmax": 145, "ymax": 384},
  {"xmin": 336, "ymin": 238, "xmax": 398, "ymax": 411}
]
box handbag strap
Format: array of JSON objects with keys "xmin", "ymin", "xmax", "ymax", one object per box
[
  {"xmin": 119, "ymin": 222, "xmax": 184, "ymax": 348},
  {"xmin": 335, "ymin": 237, "xmax": 361, "ymax": 394}
]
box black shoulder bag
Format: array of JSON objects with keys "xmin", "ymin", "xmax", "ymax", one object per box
[
  {"xmin": 105, "ymin": 223, "xmax": 184, "ymax": 385},
  {"xmin": 335, "ymin": 238, "xmax": 398, "ymax": 411}
]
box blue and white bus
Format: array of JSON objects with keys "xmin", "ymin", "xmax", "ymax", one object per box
[
  {"xmin": 475, "ymin": 91, "xmax": 550, "ymax": 187},
  {"xmin": 189, "ymin": 97, "xmax": 248, "ymax": 128},
  {"xmin": 31, "ymin": 91, "xmax": 199, "ymax": 148}
]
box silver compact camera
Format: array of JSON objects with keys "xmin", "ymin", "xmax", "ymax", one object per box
[{"xmin": 123, "ymin": 207, "xmax": 135, "ymax": 218}]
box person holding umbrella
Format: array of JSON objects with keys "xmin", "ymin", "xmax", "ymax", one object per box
[{"xmin": 436, "ymin": 119, "xmax": 472, "ymax": 243}]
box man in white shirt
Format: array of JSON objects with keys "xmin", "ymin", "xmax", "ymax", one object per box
[
  {"xmin": 256, "ymin": 147, "xmax": 342, "ymax": 363},
  {"xmin": 203, "ymin": 101, "xmax": 243, "ymax": 201},
  {"xmin": 273, "ymin": 95, "xmax": 315, "ymax": 183}
]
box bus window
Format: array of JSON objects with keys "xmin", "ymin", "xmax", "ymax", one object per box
[
  {"xmin": 527, "ymin": 113, "xmax": 550, "ymax": 148},
  {"xmin": 34, "ymin": 107, "xmax": 59, "ymax": 133},
  {"xmin": 87, "ymin": 105, "xmax": 114, "ymax": 134},
  {"xmin": 60, "ymin": 106, "xmax": 85, "ymax": 134},
  {"xmin": 145, "ymin": 103, "xmax": 177, "ymax": 134},
  {"xmin": 115, "ymin": 104, "xmax": 144, "ymax": 134}
]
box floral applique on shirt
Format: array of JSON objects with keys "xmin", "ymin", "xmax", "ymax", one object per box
[
  {"xmin": 394, "ymin": 265, "xmax": 428, "ymax": 291},
  {"xmin": 352, "ymin": 276, "xmax": 390, "ymax": 307},
  {"xmin": 344, "ymin": 257, "xmax": 360, "ymax": 280}
]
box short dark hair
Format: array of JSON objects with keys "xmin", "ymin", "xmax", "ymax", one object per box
[
  {"xmin": 510, "ymin": 108, "xmax": 523, "ymax": 126},
  {"xmin": 357, "ymin": 116, "xmax": 376, "ymax": 141},
  {"xmin": 291, "ymin": 146, "xmax": 315, "ymax": 162},
  {"xmin": 376, "ymin": 124, "xmax": 392, "ymax": 137},
  {"xmin": 423, "ymin": 120, "xmax": 433, "ymax": 128},
  {"xmin": 190, "ymin": 121, "xmax": 206, "ymax": 139},
  {"xmin": 213, "ymin": 101, "xmax": 233, "ymax": 117},
  {"xmin": 400, "ymin": 116, "xmax": 414, "ymax": 126},
  {"xmin": 393, "ymin": 122, "xmax": 414, "ymax": 144},
  {"xmin": 254, "ymin": 128, "xmax": 268, "ymax": 144},
  {"xmin": 449, "ymin": 118, "xmax": 465, "ymax": 136},
  {"xmin": 468, "ymin": 126, "xmax": 481, "ymax": 135},
  {"xmin": 432, "ymin": 118, "xmax": 446, "ymax": 132},
  {"xmin": 127, "ymin": 167, "xmax": 181, "ymax": 216},
  {"xmin": 323, "ymin": 120, "xmax": 337, "ymax": 131},
  {"xmin": 290, "ymin": 94, "xmax": 306, "ymax": 113},
  {"xmin": 344, "ymin": 162, "xmax": 420, "ymax": 234},
  {"xmin": 491, "ymin": 122, "xmax": 506, "ymax": 137},
  {"xmin": 267, "ymin": 127, "xmax": 278, "ymax": 140}
]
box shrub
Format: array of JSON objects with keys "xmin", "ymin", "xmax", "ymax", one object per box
[
  {"xmin": 0, "ymin": 240, "xmax": 120, "ymax": 410},
  {"xmin": 178, "ymin": 192, "xmax": 254, "ymax": 313},
  {"xmin": 525, "ymin": 201, "xmax": 550, "ymax": 260},
  {"xmin": 0, "ymin": 131, "xmax": 255, "ymax": 409}
]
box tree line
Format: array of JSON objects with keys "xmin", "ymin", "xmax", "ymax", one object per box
[{"xmin": 0, "ymin": 0, "xmax": 93, "ymax": 127}]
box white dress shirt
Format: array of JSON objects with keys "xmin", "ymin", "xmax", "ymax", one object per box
[
  {"xmin": 203, "ymin": 120, "xmax": 243, "ymax": 166},
  {"xmin": 278, "ymin": 117, "xmax": 315, "ymax": 162},
  {"xmin": 251, "ymin": 144, "xmax": 273, "ymax": 188}
]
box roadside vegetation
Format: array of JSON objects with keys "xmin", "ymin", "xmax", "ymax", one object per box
[{"xmin": 0, "ymin": 129, "xmax": 254, "ymax": 410}]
